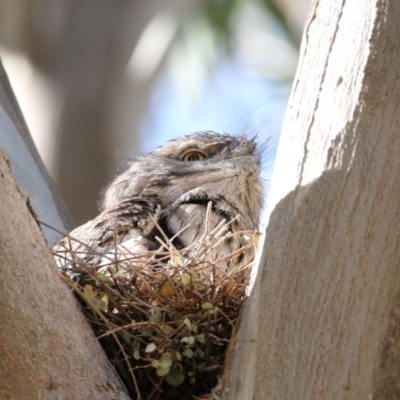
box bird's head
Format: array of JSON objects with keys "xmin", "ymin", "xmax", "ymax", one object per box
[{"xmin": 102, "ymin": 132, "xmax": 264, "ymax": 228}]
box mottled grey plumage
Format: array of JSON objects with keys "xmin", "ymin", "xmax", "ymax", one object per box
[{"xmin": 54, "ymin": 132, "xmax": 263, "ymax": 269}]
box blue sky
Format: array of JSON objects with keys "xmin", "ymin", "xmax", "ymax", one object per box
[{"xmin": 141, "ymin": 57, "xmax": 291, "ymax": 200}]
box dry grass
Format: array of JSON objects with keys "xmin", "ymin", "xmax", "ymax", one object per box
[{"xmin": 55, "ymin": 208, "xmax": 259, "ymax": 400}]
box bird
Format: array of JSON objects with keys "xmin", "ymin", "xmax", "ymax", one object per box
[
  {"xmin": 54, "ymin": 131, "xmax": 263, "ymax": 273},
  {"xmin": 53, "ymin": 131, "xmax": 263, "ymax": 399}
]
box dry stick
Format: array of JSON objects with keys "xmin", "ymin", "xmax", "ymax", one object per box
[
  {"xmin": 150, "ymin": 215, "xmax": 182, "ymax": 253},
  {"xmin": 37, "ymin": 219, "xmax": 70, "ymax": 236},
  {"xmin": 201, "ymin": 201, "xmax": 213, "ymax": 241},
  {"xmin": 98, "ymin": 321, "xmax": 173, "ymax": 340}
]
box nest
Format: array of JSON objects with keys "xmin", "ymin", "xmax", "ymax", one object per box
[{"xmin": 56, "ymin": 213, "xmax": 259, "ymax": 400}]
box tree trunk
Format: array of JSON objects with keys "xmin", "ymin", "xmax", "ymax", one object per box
[
  {"xmin": 227, "ymin": 0, "xmax": 400, "ymax": 399},
  {"xmin": 0, "ymin": 151, "xmax": 130, "ymax": 399},
  {"xmin": 0, "ymin": 63, "xmax": 130, "ymax": 398}
]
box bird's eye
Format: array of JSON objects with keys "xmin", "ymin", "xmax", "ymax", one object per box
[{"xmin": 182, "ymin": 151, "xmax": 206, "ymax": 162}]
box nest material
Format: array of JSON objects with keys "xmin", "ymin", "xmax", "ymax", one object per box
[{"xmin": 57, "ymin": 215, "xmax": 259, "ymax": 400}]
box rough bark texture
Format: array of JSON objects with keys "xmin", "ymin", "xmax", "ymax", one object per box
[
  {"xmin": 0, "ymin": 152, "xmax": 129, "ymax": 399},
  {"xmin": 226, "ymin": 0, "xmax": 400, "ymax": 399}
]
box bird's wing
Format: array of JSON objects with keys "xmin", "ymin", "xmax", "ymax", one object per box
[{"xmin": 54, "ymin": 196, "xmax": 161, "ymax": 269}]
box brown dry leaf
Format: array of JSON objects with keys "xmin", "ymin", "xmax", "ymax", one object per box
[
  {"xmin": 160, "ymin": 280, "xmax": 176, "ymax": 298},
  {"xmin": 83, "ymin": 284, "xmax": 96, "ymax": 300}
]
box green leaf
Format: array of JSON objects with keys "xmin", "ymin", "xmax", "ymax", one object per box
[
  {"xmin": 181, "ymin": 273, "xmax": 191, "ymax": 287},
  {"xmin": 97, "ymin": 275, "xmax": 113, "ymax": 284},
  {"xmin": 149, "ymin": 310, "xmax": 161, "ymax": 322},
  {"xmin": 201, "ymin": 302, "xmax": 213, "ymax": 310},
  {"xmin": 187, "ymin": 335, "xmax": 195, "ymax": 345},
  {"xmin": 183, "ymin": 348, "xmax": 193, "ymax": 358},
  {"xmin": 159, "ymin": 355, "xmax": 173, "ymax": 369},
  {"xmin": 172, "ymin": 254, "xmax": 183, "ymax": 266},
  {"xmin": 156, "ymin": 355, "xmax": 173, "ymax": 377},
  {"xmin": 196, "ymin": 349, "xmax": 205, "ymax": 358},
  {"xmin": 133, "ymin": 349, "xmax": 141, "ymax": 360},
  {"xmin": 93, "ymin": 298, "xmax": 107, "ymax": 311},
  {"xmin": 208, "ymin": 306, "xmax": 218, "ymax": 315},
  {"xmin": 159, "ymin": 325, "xmax": 174, "ymax": 335},
  {"xmin": 166, "ymin": 368, "xmax": 185, "ymax": 387},
  {"xmin": 195, "ymin": 333, "xmax": 205, "ymax": 344},
  {"xmin": 181, "ymin": 336, "xmax": 195, "ymax": 345},
  {"xmin": 156, "ymin": 365, "xmax": 170, "ymax": 377}
]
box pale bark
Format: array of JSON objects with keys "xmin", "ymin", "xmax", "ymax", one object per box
[
  {"xmin": 0, "ymin": 150, "xmax": 130, "ymax": 399},
  {"xmin": 227, "ymin": 0, "xmax": 400, "ymax": 399},
  {"xmin": 0, "ymin": 67, "xmax": 130, "ymax": 398}
]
